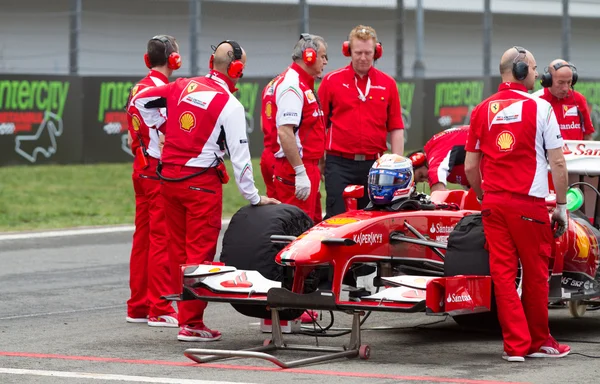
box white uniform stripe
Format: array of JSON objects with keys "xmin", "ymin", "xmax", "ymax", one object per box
[
  {"xmin": 0, "ymin": 368, "xmax": 256, "ymax": 384},
  {"xmin": 436, "ymin": 150, "xmax": 452, "ymax": 186}
]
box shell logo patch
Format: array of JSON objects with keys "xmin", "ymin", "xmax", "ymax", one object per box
[
  {"xmin": 132, "ymin": 115, "xmax": 141, "ymax": 131},
  {"xmin": 490, "ymin": 102, "xmax": 499, "ymax": 114},
  {"xmin": 496, "ymin": 131, "xmax": 515, "ymax": 152},
  {"xmin": 265, "ymin": 101, "xmax": 273, "ymax": 119},
  {"xmin": 305, "ymin": 90, "xmax": 316, "ymax": 104},
  {"xmin": 180, "ymin": 112, "xmax": 196, "ymax": 132},
  {"xmin": 187, "ymin": 83, "xmax": 198, "ymax": 93}
]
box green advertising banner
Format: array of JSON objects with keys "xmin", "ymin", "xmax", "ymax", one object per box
[
  {"xmin": 397, "ymin": 80, "xmax": 424, "ymax": 151},
  {"xmin": 422, "ymin": 78, "xmax": 492, "ymax": 145},
  {"xmin": 82, "ymin": 76, "xmax": 140, "ymax": 163},
  {"xmin": 234, "ymin": 79, "xmax": 270, "ymax": 157},
  {"xmin": 0, "ymin": 75, "xmax": 82, "ymax": 165},
  {"xmin": 574, "ymin": 81, "xmax": 600, "ymax": 140}
]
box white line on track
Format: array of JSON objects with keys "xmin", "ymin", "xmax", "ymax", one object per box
[
  {"xmin": 0, "ymin": 220, "xmax": 231, "ymax": 241},
  {"xmin": 0, "ymin": 304, "xmax": 124, "ymax": 320},
  {"xmin": 0, "ymin": 368, "xmax": 255, "ymax": 383}
]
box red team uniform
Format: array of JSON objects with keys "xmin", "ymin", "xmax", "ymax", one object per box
[
  {"xmin": 467, "ymin": 82, "xmax": 564, "ymax": 357},
  {"xmin": 533, "ymin": 88, "xmax": 594, "ymax": 140},
  {"xmin": 423, "ymin": 126, "xmax": 469, "ymax": 188},
  {"xmin": 133, "ymin": 70, "xmax": 261, "ymax": 340},
  {"xmin": 126, "ymin": 70, "xmax": 175, "ymax": 324},
  {"xmin": 260, "ymin": 76, "xmax": 282, "ymax": 198},
  {"xmin": 271, "ymin": 63, "xmax": 325, "ymax": 224}
]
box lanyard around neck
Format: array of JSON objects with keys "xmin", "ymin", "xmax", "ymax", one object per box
[{"xmin": 355, "ymin": 75, "xmax": 371, "ymax": 102}]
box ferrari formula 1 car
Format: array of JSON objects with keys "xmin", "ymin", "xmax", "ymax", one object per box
[{"xmin": 176, "ymin": 139, "xmax": 600, "ymax": 367}]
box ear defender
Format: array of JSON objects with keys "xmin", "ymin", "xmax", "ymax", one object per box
[
  {"xmin": 512, "ymin": 46, "xmax": 529, "ymax": 81},
  {"xmin": 211, "ymin": 40, "xmax": 244, "ymax": 78},
  {"xmin": 341, "ymin": 40, "xmax": 383, "ymax": 59},
  {"xmin": 299, "ymin": 33, "xmax": 317, "ymax": 66},
  {"xmin": 409, "ymin": 152, "xmax": 427, "ymax": 168},
  {"xmin": 146, "ymin": 35, "xmax": 182, "ymax": 70},
  {"xmin": 167, "ymin": 51, "xmax": 182, "ymax": 70},
  {"xmin": 540, "ymin": 62, "xmax": 578, "ymax": 88}
]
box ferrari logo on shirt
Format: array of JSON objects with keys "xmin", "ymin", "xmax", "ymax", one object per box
[
  {"xmin": 187, "ymin": 83, "xmax": 198, "ymax": 93},
  {"xmin": 265, "ymin": 101, "xmax": 273, "ymax": 119},
  {"xmin": 488, "ymin": 99, "xmax": 524, "ymax": 130},
  {"xmin": 131, "ymin": 85, "xmax": 140, "ymax": 97},
  {"xmin": 132, "ymin": 115, "xmax": 141, "ymax": 131},
  {"xmin": 563, "ymin": 105, "xmax": 578, "ymax": 118},
  {"xmin": 179, "ymin": 112, "xmax": 196, "ymax": 132},
  {"xmin": 490, "ymin": 102, "xmax": 499, "ymax": 114},
  {"xmin": 305, "ymin": 90, "xmax": 316, "ymax": 104},
  {"xmin": 496, "ymin": 131, "xmax": 515, "ymax": 152}
]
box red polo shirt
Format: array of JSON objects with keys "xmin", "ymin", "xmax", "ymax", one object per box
[
  {"xmin": 533, "ymin": 87, "xmax": 594, "ymax": 140},
  {"xmin": 467, "ymin": 82, "xmax": 563, "ymax": 198},
  {"xmin": 318, "ymin": 64, "xmax": 403, "ymax": 156}
]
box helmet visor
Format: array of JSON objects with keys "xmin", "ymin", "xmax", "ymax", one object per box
[{"xmin": 369, "ymin": 169, "xmax": 412, "ymax": 188}]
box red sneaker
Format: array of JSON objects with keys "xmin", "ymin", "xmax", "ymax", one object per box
[
  {"xmin": 177, "ymin": 325, "xmax": 222, "ymax": 342},
  {"xmin": 148, "ymin": 313, "xmax": 178, "ymax": 328},
  {"xmin": 526, "ymin": 337, "xmax": 570, "ymax": 358}
]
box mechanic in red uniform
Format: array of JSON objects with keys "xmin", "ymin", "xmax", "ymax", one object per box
[
  {"xmin": 409, "ymin": 126, "xmax": 469, "ymax": 192},
  {"xmin": 465, "ymin": 46, "xmax": 570, "ymax": 362},
  {"xmin": 318, "ymin": 25, "xmax": 404, "ymax": 218},
  {"xmin": 533, "ymin": 59, "xmax": 594, "ymax": 140},
  {"xmin": 133, "ymin": 41, "xmax": 279, "ymax": 342},
  {"xmin": 259, "ymin": 75, "xmax": 282, "ymax": 198},
  {"xmin": 125, "ymin": 35, "xmax": 181, "ymax": 328},
  {"xmin": 271, "ymin": 33, "xmax": 328, "ymax": 224}
]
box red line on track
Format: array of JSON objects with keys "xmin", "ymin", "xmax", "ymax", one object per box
[{"xmin": 0, "ymin": 351, "xmax": 528, "ymax": 384}]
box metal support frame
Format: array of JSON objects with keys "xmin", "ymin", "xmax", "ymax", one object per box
[{"xmin": 184, "ymin": 308, "xmax": 367, "ymax": 368}]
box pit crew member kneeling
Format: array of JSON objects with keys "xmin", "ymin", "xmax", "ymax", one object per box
[
  {"xmin": 409, "ymin": 126, "xmax": 470, "ymax": 192},
  {"xmin": 133, "ymin": 40, "xmax": 279, "ymax": 342}
]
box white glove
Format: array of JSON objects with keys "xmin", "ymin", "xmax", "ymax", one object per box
[
  {"xmin": 293, "ymin": 164, "xmax": 311, "ymax": 201},
  {"xmin": 551, "ymin": 203, "xmax": 568, "ymax": 238}
]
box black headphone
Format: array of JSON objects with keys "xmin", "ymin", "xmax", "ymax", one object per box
[
  {"xmin": 540, "ymin": 62, "xmax": 578, "ymax": 88},
  {"xmin": 512, "ymin": 46, "xmax": 529, "ymax": 81}
]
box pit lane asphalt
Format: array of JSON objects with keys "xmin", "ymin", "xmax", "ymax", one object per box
[{"xmin": 1, "ymin": 227, "xmax": 600, "ymax": 384}]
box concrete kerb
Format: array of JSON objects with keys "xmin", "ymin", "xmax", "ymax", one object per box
[{"xmin": 0, "ymin": 219, "xmax": 232, "ymax": 241}]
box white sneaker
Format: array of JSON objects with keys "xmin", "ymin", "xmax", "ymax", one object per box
[
  {"xmin": 148, "ymin": 313, "xmax": 178, "ymax": 328},
  {"xmin": 126, "ymin": 316, "xmax": 148, "ymax": 323},
  {"xmin": 502, "ymin": 352, "xmax": 525, "ymax": 362}
]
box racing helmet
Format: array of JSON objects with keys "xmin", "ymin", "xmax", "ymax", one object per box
[{"xmin": 368, "ymin": 154, "xmax": 415, "ymax": 205}]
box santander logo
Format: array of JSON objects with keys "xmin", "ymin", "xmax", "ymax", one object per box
[{"xmin": 446, "ymin": 292, "xmax": 472, "ymax": 303}]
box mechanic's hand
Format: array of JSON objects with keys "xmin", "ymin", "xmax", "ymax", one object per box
[
  {"xmin": 294, "ymin": 164, "xmax": 311, "ymax": 201},
  {"xmin": 551, "ymin": 203, "xmax": 568, "ymax": 238},
  {"xmin": 255, "ymin": 196, "xmax": 280, "ymax": 206}
]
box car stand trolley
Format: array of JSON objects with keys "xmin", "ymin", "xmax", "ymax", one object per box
[{"xmin": 183, "ymin": 289, "xmax": 371, "ymax": 368}]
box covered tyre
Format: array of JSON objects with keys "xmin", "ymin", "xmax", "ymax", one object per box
[
  {"xmin": 444, "ymin": 213, "xmax": 500, "ymax": 329},
  {"xmin": 220, "ymin": 203, "xmax": 314, "ymax": 320}
]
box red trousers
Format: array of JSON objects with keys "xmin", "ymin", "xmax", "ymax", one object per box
[
  {"xmin": 127, "ymin": 159, "xmax": 174, "ymax": 318},
  {"xmin": 481, "ymin": 192, "xmax": 553, "ymax": 356},
  {"xmin": 260, "ymin": 149, "xmax": 276, "ymax": 199},
  {"xmin": 160, "ymin": 164, "xmax": 223, "ymax": 328},
  {"xmin": 273, "ymin": 158, "xmax": 322, "ymax": 224}
]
